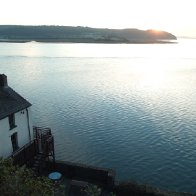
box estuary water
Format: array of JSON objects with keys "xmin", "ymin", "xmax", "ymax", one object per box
[{"xmin": 1, "ymin": 39, "xmax": 196, "ymax": 192}]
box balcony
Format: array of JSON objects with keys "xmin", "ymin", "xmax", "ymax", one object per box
[{"xmin": 11, "ymin": 126, "xmax": 55, "ymax": 173}]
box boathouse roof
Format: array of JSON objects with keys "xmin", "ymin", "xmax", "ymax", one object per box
[{"xmin": 0, "ymin": 74, "xmax": 31, "ymax": 120}]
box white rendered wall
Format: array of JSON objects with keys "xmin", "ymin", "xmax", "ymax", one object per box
[
  {"xmin": 0, "ymin": 107, "xmax": 33, "ymax": 158},
  {"xmin": 0, "ymin": 117, "xmax": 13, "ymax": 157}
]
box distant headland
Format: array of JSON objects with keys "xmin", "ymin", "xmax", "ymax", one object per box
[{"xmin": 0, "ymin": 25, "xmax": 177, "ymax": 44}]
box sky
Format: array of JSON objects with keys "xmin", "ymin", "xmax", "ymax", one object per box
[{"xmin": 0, "ymin": 0, "xmax": 196, "ymax": 37}]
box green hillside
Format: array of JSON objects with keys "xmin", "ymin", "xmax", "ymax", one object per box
[{"xmin": 0, "ymin": 25, "xmax": 177, "ymax": 43}]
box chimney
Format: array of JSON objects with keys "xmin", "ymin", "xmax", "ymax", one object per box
[{"xmin": 0, "ymin": 74, "xmax": 8, "ymax": 87}]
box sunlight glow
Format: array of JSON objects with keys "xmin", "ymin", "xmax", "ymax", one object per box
[
  {"xmin": 149, "ymin": 29, "xmax": 163, "ymax": 35},
  {"xmin": 138, "ymin": 69, "xmax": 168, "ymax": 90},
  {"xmin": 118, "ymin": 57, "xmax": 174, "ymax": 92}
]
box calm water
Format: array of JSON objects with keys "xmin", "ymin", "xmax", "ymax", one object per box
[{"xmin": 1, "ymin": 39, "xmax": 196, "ymax": 193}]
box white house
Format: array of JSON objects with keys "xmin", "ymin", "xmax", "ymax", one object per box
[{"xmin": 0, "ymin": 74, "xmax": 33, "ymax": 158}]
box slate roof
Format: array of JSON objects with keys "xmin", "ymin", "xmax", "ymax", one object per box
[{"xmin": 0, "ymin": 86, "xmax": 32, "ymax": 120}]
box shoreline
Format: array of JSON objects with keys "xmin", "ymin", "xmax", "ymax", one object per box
[{"xmin": 0, "ymin": 39, "xmax": 177, "ymax": 44}]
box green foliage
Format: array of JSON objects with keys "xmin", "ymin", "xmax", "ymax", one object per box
[
  {"xmin": 0, "ymin": 158, "xmax": 54, "ymax": 196},
  {"xmin": 54, "ymin": 182, "xmax": 66, "ymax": 196},
  {"xmin": 84, "ymin": 184, "xmax": 102, "ymax": 196},
  {"xmin": 84, "ymin": 184, "xmax": 116, "ymax": 196}
]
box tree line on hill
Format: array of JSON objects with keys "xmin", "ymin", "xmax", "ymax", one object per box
[{"xmin": 0, "ymin": 25, "xmax": 177, "ymax": 43}]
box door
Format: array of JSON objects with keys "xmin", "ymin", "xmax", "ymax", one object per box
[{"xmin": 11, "ymin": 132, "xmax": 19, "ymax": 152}]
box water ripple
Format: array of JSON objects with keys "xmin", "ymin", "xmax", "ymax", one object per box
[{"xmin": 1, "ymin": 42, "xmax": 196, "ymax": 193}]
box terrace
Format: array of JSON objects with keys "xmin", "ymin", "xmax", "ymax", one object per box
[{"xmin": 11, "ymin": 126, "xmax": 115, "ymax": 195}]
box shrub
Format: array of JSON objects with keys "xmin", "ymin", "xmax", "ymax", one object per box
[{"xmin": 0, "ymin": 158, "xmax": 53, "ymax": 196}]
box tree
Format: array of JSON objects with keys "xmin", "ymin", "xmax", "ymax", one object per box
[{"xmin": 0, "ymin": 158, "xmax": 53, "ymax": 196}]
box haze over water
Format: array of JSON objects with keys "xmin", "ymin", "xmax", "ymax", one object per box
[{"xmin": 1, "ymin": 39, "xmax": 196, "ymax": 192}]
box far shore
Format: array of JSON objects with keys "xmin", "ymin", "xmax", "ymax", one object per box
[{"xmin": 0, "ymin": 38, "xmax": 177, "ymax": 44}]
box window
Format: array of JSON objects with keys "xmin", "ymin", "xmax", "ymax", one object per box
[
  {"xmin": 11, "ymin": 132, "xmax": 19, "ymax": 152},
  {"xmin": 9, "ymin": 113, "xmax": 16, "ymax": 130}
]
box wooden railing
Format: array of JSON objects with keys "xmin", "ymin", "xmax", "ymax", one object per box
[
  {"xmin": 33, "ymin": 126, "xmax": 52, "ymax": 140},
  {"xmin": 33, "ymin": 126, "xmax": 54, "ymax": 156},
  {"xmin": 11, "ymin": 126, "xmax": 55, "ymax": 167},
  {"xmin": 12, "ymin": 139, "xmax": 38, "ymax": 166}
]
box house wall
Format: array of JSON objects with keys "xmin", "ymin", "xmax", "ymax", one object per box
[
  {"xmin": 0, "ymin": 107, "xmax": 33, "ymax": 158},
  {"xmin": 0, "ymin": 117, "xmax": 13, "ymax": 157}
]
